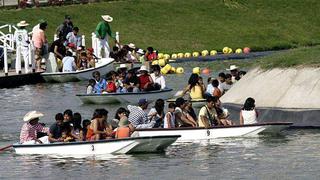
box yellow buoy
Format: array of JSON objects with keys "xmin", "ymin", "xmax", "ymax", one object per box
[
  {"xmin": 158, "ymin": 53, "xmax": 164, "ymax": 59},
  {"xmin": 223, "ymin": 47, "xmax": 229, "ymax": 54},
  {"xmin": 163, "ymin": 54, "xmax": 170, "ymax": 60},
  {"xmin": 171, "ymin": 54, "xmax": 178, "ymax": 59},
  {"xmin": 176, "ymin": 67, "xmax": 184, "ymax": 74},
  {"xmin": 151, "ymin": 60, "xmax": 159, "ymax": 65},
  {"xmin": 192, "ymin": 52, "xmax": 200, "ymax": 57},
  {"xmin": 201, "ymin": 50, "xmax": 209, "ymax": 56},
  {"xmin": 158, "ymin": 59, "xmax": 166, "ymax": 67},
  {"xmin": 170, "ymin": 67, "xmax": 176, "ymax": 73},
  {"xmin": 192, "ymin": 67, "xmax": 200, "ymax": 75},
  {"xmin": 235, "ymin": 48, "xmax": 242, "ymax": 54},
  {"xmin": 228, "ymin": 48, "xmax": 233, "ymax": 54},
  {"xmin": 161, "ymin": 64, "xmax": 172, "ymax": 74},
  {"xmin": 184, "ymin": 52, "xmax": 191, "ymax": 58},
  {"xmin": 210, "ymin": 50, "xmax": 217, "ymax": 56},
  {"xmin": 177, "ymin": 53, "xmax": 184, "ymax": 58}
]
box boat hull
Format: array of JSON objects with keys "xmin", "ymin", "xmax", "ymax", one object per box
[
  {"xmin": 13, "ymin": 136, "xmax": 180, "ymax": 155},
  {"xmin": 77, "ymin": 88, "xmax": 173, "ymax": 104},
  {"xmin": 132, "ymin": 122, "xmax": 293, "ymax": 143},
  {"xmin": 41, "ymin": 58, "xmax": 114, "ymax": 83}
]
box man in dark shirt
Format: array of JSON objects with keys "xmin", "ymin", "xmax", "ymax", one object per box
[
  {"xmin": 56, "ymin": 15, "xmax": 74, "ymax": 40},
  {"xmin": 124, "ymin": 69, "xmax": 140, "ymax": 92},
  {"xmin": 49, "ymin": 36, "xmax": 66, "ymax": 60},
  {"xmin": 48, "ymin": 113, "xmax": 64, "ymax": 143}
]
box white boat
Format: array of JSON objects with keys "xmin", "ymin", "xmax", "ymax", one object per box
[
  {"xmin": 77, "ymin": 88, "xmax": 174, "ymax": 104},
  {"xmin": 41, "ymin": 58, "xmax": 114, "ymax": 83},
  {"xmin": 167, "ymin": 98, "xmax": 206, "ymax": 108},
  {"xmin": 13, "ymin": 135, "xmax": 180, "ymax": 155},
  {"xmin": 132, "ymin": 122, "xmax": 293, "ymax": 143}
]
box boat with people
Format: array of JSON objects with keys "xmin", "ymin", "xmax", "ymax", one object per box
[
  {"xmin": 41, "ymin": 58, "xmax": 115, "ymax": 83},
  {"xmin": 131, "ymin": 122, "xmax": 293, "ymax": 143},
  {"xmin": 77, "ymin": 88, "xmax": 173, "ymax": 104},
  {"xmin": 13, "ymin": 135, "xmax": 180, "ymax": 155}
]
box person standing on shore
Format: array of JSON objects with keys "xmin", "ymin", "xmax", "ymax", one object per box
[
  {"xmin": 14, "ymin": 21, "xmax": 30, "ymax": 73},
  {"xmin": 95, "ymin": 15, "xmax": 117, "ymax": 58}
]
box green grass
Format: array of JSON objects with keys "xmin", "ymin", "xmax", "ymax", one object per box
[{"xmin": 1, "ymin": 0, "xmax": 320, "ymax": 54}]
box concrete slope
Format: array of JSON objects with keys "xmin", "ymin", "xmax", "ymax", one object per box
[{"xmin": 221, "ymin": 67, "xmax": 320, "ymax": 109}]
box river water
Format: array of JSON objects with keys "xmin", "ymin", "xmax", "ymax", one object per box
[{"xmin": 0, "ymin": 65, "xmax": 320, "ymax": 179}]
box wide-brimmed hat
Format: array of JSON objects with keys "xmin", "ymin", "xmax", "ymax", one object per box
[
  {"xmin": 139, "ymin": 65, "xmax": 148, "ymax": 72},
  {"xmin": 128, "ymin": 43, "xmax": 135, "ymax": 49},
  {"xmin": 23, "ymin": 111, "xmax": 44, "ymax": 122},
  {"xmin": 101, "ymin": 15, "xmax": 113, "ymax": 22},
  {"xmin": 226, "ymin": 65, "xmax": 239, "ymax": 71},
  {"xmin": 136, "ymin": 49, "xmax": 145, "ymax": 55},
  {"xmin": 17, "ymin": 21, "xmax": 29, "ymax": 27}
]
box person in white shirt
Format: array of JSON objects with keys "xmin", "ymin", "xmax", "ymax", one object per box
[
  {"xmin": 14, "ymin": 21, "xmax": 30, "ymax": 73},
  {"xmin": 62, "ymin": 50, "xmax": 76, "ymax": 72},
  {"xmin": 150, "ymin": 65, "xmax": 166, "ymax": 90},
  {"xmin": 66, "ymin": 27, "xmax": 82, "ymax": 48},
  {"xmin": 240, "ymin": 97, "xmax": 258, "ymax": 125}
]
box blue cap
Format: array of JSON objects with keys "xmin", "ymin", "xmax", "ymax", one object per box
[{"xmin": 138, "ymin": 98, "xmax": 148, "ymax": 105}]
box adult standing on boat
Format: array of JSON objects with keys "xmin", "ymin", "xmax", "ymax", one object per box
[
  {"xmin": 240, "ymin": 97, "xmax": 258, "ymax": 125},
  {"xmin": 56, "ymin": 15, "xmax": 74, "ymax": 41},
  {"xmin": 175, "ymin": 98, "xmax": 197, "ymax": 127},
  {"xmin": 20, "ymin": 111, "xmax": 49, "ymax": 144},
  {"xmin": 32, "ymin": 21, "xmax": 48, "ymax": 72},
  {"xmin": 128, "ymin": 99, "xmax": 156, "ymax": 129},
  {"xmin": 92, "ymin": 71, "xmax": 106, "ymax": 94},
  {"xmin": 95, "ymin": 15, "xmax": 116, "ymax": 58},
  {"xmin": 198, "ymin": 96, "xmax": 219, "ymax": 128},
  {"xmin": 14, "ymin": 21, "xmax": 30, "ymax": 74}
]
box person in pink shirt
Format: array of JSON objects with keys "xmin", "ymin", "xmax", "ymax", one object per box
[
  {"xmin": 32, "ymin": 22, "xmax": 47, "ymax": 72},
  {"xmin": 19, "ymin": 111, "xmax": 49, "ymax": 144}
]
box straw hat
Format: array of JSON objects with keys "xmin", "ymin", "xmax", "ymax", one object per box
[
  {"xmin": 101, "ymin": 15, "xmax": 113, "ymax": 22},
  {"xmin": 139, "ymin": 65, "xmax": 148, "ymax": 72},
  {"xmin": 128, "ymin": 43, "xmax": 135, "ymax": 49},
  {"xmin": 226, "ymin": 65, "xmax": 239, "ymax": 71},
  {"xmin": 17, "ymin": 21, "xmax": 29, "ymax": 27},
  {"xmin": 23, "ymin": 111, "xmax": 44, "ymax": 122},
  {"xmin": 136, "ymin": 49, "xmax": 145, "ymax": 55}
]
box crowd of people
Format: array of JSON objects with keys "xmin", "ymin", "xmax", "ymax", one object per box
[
  {"xmin": 87, "ymin": 64, "xmax": 166, "ymax": 94},
  {"xmin": 19, "ymin": 95, "xmax": 257, "ymax": 144}
]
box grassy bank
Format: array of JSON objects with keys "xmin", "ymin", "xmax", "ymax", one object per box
[{"xmin": 0, "ymin": 0, "xmax": 319, "ymax": 54}]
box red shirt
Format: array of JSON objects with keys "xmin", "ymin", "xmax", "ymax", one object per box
[
  {"xmin": 106, "ymin": 81, "xmax": 116, "ymax": 93},
  {"xmin": 146, "ymin": 52, "xmax": 157, "ymax": 61},
  {"xmin": 139, "ymin": 74, "xmax": 152, "ymax": 89}
]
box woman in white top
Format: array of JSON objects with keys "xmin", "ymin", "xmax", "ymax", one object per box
[
  {"xmin": 148, "ymin": 99, "xmax": 165, "ymax": 128},
  {"xmin": 240, "ymin": 97, "xmax": 258, "ymax": 125}
]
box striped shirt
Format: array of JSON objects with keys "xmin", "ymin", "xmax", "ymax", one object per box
[
  {"xmin": 20, "ymin": 122, "xmax": 49, "ymax": 143},
  {"xmin": 128, "ymin": 105, "xmax": 155, "ymax": 129}
]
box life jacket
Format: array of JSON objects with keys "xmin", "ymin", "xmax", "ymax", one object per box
[{"xmin": 115, "ymin": 127, "xmax": 130, "ymax": 139}]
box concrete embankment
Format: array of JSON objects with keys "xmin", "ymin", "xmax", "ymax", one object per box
[{"xmin": 221, "ymin": 68, "xmax": 320, "ymax": 127}]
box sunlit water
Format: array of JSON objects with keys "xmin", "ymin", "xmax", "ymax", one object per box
[{"xmin": 0, "ymin": 63, "xmax": 320, "ymax": 179}]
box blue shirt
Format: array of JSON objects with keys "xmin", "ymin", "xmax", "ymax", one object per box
[{"xmin": 94, "ymin": 79, "xmax": 106, "ymax": 94}]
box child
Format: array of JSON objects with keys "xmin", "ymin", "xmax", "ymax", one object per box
[
  {"xmin": 78, "ymin": 51, "xmax": 88, "ymax": 70},
  {"xmin": 211, "ymin": 79, "xmax": 222, "ymax": 98},
  {"xmin": 106, "ymin": 72, "xmax": 117, "ymax": 93},
  {"xmin": 87, "ymin": 48, "xmax": 96, "ymax": 68},
  {"xmin": 240, "ymin": 97, "xmax": 258, "ymax": 125},
  {"xmin": 164, "ymin": 103, "xmax": 176, "ymax": 128},
  {"xmin": 82, "ymin": 119, "xmax": 91, "ymax": 141},
  {"xmin": 61, "ymin": 122, "xmax": 75, "ymax": 142},
  {"xmin": 114, "ymin": 107, "xmax": 131, "ymax": 139},
  {"xmin": 86, "ymin": 79, "xmax": 96, "ymax": 94},
  {"xmin": 145, "ymin": 47, "xmax": 158, "ymax": 61}
]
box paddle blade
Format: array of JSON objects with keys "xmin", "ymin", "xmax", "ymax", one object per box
[
  {"xmin": 0, "ymin": 144, "xmax": 12, "ymax": 152},
  {"xmin": 174, "ymin": 90, "xmax": 183, "ymax": 97}
]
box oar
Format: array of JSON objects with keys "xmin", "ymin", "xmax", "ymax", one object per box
[
  {"xmin": 174, "ymin": 90, "xmax": 183, "ymax": 97},
  {"xmin": 0, "ymin": 144, "xmax": 13, "ymax": 152}
]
